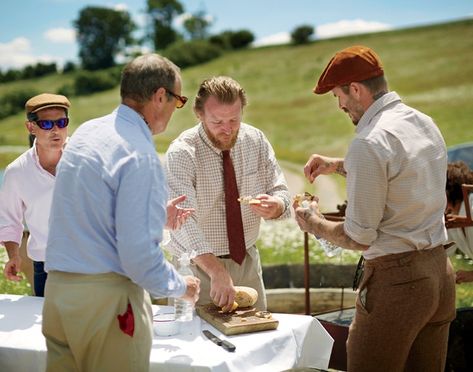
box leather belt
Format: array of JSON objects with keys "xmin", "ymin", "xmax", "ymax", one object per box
[{"xmin": 217, "ymin": 254, "xmax": 231, "ymax": 259}]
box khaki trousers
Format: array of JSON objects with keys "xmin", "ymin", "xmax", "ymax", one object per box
[
  {"xmin": 184, "ymin": 246, "xmax": 267, "ymax": 310},
  {"xmin": 42, "ymin": 271, "xmax": 153, "ymax": 372},
  {"xmin": 347, "ymin": 245, "xmax": 456, "ymax": 372}
]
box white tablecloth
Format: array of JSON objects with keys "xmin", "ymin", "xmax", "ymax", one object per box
[{"xmin": 0, "ymin": 294, "xmax": 333, "ymax": 372}]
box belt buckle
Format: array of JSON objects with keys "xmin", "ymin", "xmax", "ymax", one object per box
[{"xmin": 352, "ymin": 256, "xmax": 365, "ymax": 291}]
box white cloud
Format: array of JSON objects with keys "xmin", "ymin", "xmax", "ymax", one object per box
[
  {"xmin": 252, "ymin": 32, "xmax": 291, "ymax": 47},
  {"xmin": 252, "ymin": 19, "xmax": 392, "ymax": 48},
  {"xmin": 316, "ymin": 19, "xmax": 392, "ymax": 39},
  {"xmin": 114, "ymin": 3, "xmax": 128, "ymax": 12},
  {"xmin": 44, "ymin": 28, "xmax": 76, "ymax": 43},
  {"xmin": 0, "ymin": 37, "xmax": 58, "ymax": 70}
]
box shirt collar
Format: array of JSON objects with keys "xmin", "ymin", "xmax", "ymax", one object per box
[
  {"xmin": 356, "ymin": 91, "xmax": 402, "ymax": 134},
  {"xmin": 31, "ymin": 140, "xmax": 41, "ymax": 168},
  {"xmin": 197, "ymin": 122, "xmax": 242, "ymax": 155},
  {"xmin": 116, "ymin": 104, "xmax": 153, "ymax": 143}
]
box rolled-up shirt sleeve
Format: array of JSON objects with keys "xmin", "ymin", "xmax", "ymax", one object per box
[
  {"xmin": 115, "ymin": 154, "xmax": 186, "ymax": 299},
  {"xmin": 344, "ymin": 138, "xmax": 387, "ymax": 246}
]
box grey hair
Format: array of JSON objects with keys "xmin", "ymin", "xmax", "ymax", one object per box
[{"xmin": 120, "ymin": 54, "xmax": 181, "ymax": 104}]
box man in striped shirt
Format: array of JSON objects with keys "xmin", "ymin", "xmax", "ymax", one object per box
[{"xmin": 165, "ymin": 76, "xmax": 291, "ymax": 311}]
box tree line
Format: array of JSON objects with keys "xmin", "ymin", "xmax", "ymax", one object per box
[
  {"xmin": 0, "ymin": 0, "xmax": 314, "ymax": 119},
  {"xmin": 2, "ymin": 0, "xmax": 316, "ymax": 78}
]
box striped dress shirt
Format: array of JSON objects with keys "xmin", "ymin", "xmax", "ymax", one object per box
[{"xmin": 165, "ymin": 123, "xmax": 291, "ymax": 257}]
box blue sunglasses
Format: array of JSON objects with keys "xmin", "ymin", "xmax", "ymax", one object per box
[{"xmin": 34, "ymin": 117, "xmax": 69, "ymax": 130}]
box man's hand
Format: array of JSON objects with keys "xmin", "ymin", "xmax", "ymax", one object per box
[
  {"xmin": 210, "ymin": 269, "xmax": 236, "ymax": 312},
  {"xmin": 3, "ymin": 256, "xmax": 23, "ymax": 282},
  {"xmin": 180, "ymin": 275, "xmax": 200, "ymax": 304},
  {"xmin": 249, "ymin": 194, "xmax": 285, "ymax": 219},
  {"xmin": 456, "ymin": 270, "xmax": 473, "ymax": 284},
  {"xmin": 292, "ymin": 197, "xmax": 324, "ymax": 235},
  {"xmin": 304, "ymin": 154, "xmax": 344, "ymax": 183},
  {"xmin": 165, "ymin": 195, "xmax": 195, "ymax": 230},
  {"xmin": 192, "ymin": 253, "xmax": 237, "ymax": 312}
]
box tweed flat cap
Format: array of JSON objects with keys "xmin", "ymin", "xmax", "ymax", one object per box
[
  {"xmin": 314, "ymin": 45, "xmax": 384, "ymax": 94},
  {"xmin": 25, "ymin": 93, "xmax": 70, "ymax": 115}
]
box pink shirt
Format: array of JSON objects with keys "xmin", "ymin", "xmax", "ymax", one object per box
[{"xmin": 0, "ymin": 142, "xmax": 57, "ymax": 261}]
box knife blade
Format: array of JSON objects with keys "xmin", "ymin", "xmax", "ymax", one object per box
[{"xmin": 202, "ymin": 330, "xmax": 236, "ymax": 352}]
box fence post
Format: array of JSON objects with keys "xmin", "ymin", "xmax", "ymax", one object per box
[{"xmin": 304, "ymin": 232, "xmax": 310, "ymax": 315}]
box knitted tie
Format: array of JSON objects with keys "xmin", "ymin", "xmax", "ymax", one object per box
[{"xmin": 222, "ymin": 150, "xmax": 246, "ymax": 264}]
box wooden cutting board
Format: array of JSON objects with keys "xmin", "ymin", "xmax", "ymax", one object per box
[{"xmin": 196, "ymin": 303, "xmax": 279, "ymax": 335}]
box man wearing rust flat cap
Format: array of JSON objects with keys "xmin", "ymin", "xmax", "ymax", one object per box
[
  {"xmin": 293, "ymin": 45, "xmax": 455, "ymax": 371},
  {"xmin": 0, "ymin": 93, "xmax": 70, "ymax": 297}
]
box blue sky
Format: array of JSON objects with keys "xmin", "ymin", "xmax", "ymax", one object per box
[{"xmin": 0, "ymin": 0, "xmax": 472, "ymax": 71}]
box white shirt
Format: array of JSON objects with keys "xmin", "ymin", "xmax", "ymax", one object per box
[
  {"xmin": 344, "ymin": 92, "xmax": 448, "ymax": 259},
  {"xmin": 0, "ymin": 142, "xmax": 57, "ymax": 261}
]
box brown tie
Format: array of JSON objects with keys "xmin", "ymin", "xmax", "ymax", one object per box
[{"xmin": 222, "ymin": 150, "xmax": 246, "ymax": 264}]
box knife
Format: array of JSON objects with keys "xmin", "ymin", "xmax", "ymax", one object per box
[{"xmin": 202, "ymin": 330, "xmax": 236, "ymax": 352}]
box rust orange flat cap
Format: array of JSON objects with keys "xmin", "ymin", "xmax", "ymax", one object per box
[{"xmin": 314, "ymin": 45, "xmax": 384, "ymax": 94}]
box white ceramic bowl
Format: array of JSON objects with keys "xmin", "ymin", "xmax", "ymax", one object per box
[{"xmin": 153, "ymin": 313, "xmax": 179, "ymax": 336}]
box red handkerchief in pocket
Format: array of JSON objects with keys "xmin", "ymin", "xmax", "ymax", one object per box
[{"xmin": 117, "ymin": 303, "xmax": 135, "ymax": 337}]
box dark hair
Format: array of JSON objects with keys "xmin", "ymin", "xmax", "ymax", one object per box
[
  {"xmin": 341, "ymin": 75, "xmax": 388, "ymax": 98},
  {"xmin": 120, "ymin": 54, "xmax": 180, "ymax": 104},
  {"xmin": 27, "ymin": 109, "xmax": 68, "ymax": 122},
  {"xmin": 446, "ymin": 161, "xmax": 473, "ymax": 205}
]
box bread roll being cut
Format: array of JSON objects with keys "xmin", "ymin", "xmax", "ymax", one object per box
[
  {"xmin": 234, "ymin": 286, "xmax": 258, "ymax": 307},
  {"xmin": 217, "ymin": 286, "xmax": 258, "ymax": 312}
]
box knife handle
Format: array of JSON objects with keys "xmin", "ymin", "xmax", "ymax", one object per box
[{"xmin": 221, "ymin": 339, "xmax": 236, "ymax": 352}]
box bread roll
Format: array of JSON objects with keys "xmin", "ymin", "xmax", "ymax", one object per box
[
  {"xmin": 216, "ymin": 286, "xmax": 258, "ymax": 312},
  {"xmin": 234, "ymin": 286, "xmax": 258, "ymax": 308},
  {"xmin": 293, "ymin": 192, "xmax": 315, "ymax": 206}
]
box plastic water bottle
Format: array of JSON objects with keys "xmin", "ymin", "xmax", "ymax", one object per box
[
  {"xmin": 301, "ymin": 200, "xmax": 343, "ymax": 257},
  {"xmin": 317, "ymin": 237, "xmax": 343, "ymax": 257},
  {"xmin": 174, "ymin": 252, "xmax": 194, "ymax": 322}
]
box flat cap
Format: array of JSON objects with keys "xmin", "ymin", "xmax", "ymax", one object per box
[
  {"xmin": 314, "ymin": 45, "xmax": 384, "ymax": 94},
  {"xmin": 25, "ymin": 93, "xmax": 70, "ymax": 116}
]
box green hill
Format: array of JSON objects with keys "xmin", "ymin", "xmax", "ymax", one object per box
[{"xmin": 1, "ymin": 19, "xmax": 472, "ymax": 168}]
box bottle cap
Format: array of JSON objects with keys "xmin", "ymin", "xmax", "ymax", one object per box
[{"xmin": 178, "ymin": 250, "xmax": 196, "ymax": 266}]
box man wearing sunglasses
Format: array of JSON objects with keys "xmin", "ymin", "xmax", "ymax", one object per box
[
  {"xmin": 42, "ymin": 54, "xmax": 199, "ymax": 372},
  {"xmin": 0, "ymin": 93, "xmax": 70, "ymax": 298}
]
